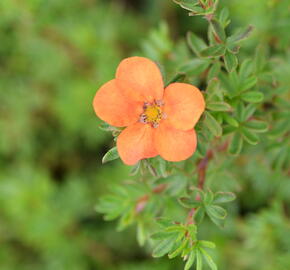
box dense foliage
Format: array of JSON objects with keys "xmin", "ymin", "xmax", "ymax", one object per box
[{"xmin": 0, "ymin": 0, "xmax": 289, "ymax": 270}]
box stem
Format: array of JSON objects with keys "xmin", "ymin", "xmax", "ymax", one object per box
[
  {"xmin": 135, "ymin": 183, "xmax": 168, "ymax": 213},
  {"xmin": 186, "ymin": 141, "xmax": 229, "ymax": 224}
]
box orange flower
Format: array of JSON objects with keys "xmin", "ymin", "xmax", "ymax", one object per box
[{"xmin": 93, "ymin": 57, "xmax": 205, "ymax": 165}]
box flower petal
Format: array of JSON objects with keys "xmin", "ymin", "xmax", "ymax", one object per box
[
  {"xmin": 163, "ymin": 83, "xmax": 205, "ymax": 130},
  {"xmin": 154, "ymin": 122, "xmax": 197, "ymax": 162},
  {"xmin": 117, "ymin": 123, "xmax": 158, "ymax": 165},
  {"xmin": 116, "ymin": 56, "xmax": 164, "ymax": 102},
  {"xmin": 93, "ymin": 79, "xmax": 143, "ymax": 127}
]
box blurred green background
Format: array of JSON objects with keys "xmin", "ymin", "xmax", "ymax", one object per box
[{"xmin": 0, "ymin": 0, "xmax": 289, "ymax": 269}]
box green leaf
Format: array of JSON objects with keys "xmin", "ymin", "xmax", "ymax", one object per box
[
  {"xmin": 166, "ymin": 73, "xmax": 186, "ymax": 86},
  {"xmin": 137, "ymin": 222, "xmax": 146, "ymax": 246},
  {"xmin": 194, "ymin": 207, "xmax": 205, "ymax": 225},
  {"xmin": 179, "ymin": 197, "xmax": 201, "ymax": 208},
  {"xmin": 213, "ymin": 192, "xmax": 236, "ymax": 204},
  {"xmin": 224, "ymin": 51, "xmax": 238, "ymax": 72},
  {"xmin": 236, "ymin": 102, "xmax": 245, "ymax": 121},
  {"xmin": 102, "ymin": 147, "xmax": 119, "ymax": 163},
  {"xmin": 169, "ymin": 239, "xmax": 188, "ymax": 259},
  {"xmin": 227, "ymin": 25, "xmax": 254, "ymax": 44},
  {"xmin": 207, "ymin": 102, "xmax": 232, "ymax": 112},
  {"xmin": 208, "ymin": 214, "xmax": 225, "ymax": 228},
  {"xmin": 99, "ymin": 123, "xmax": 121, "ymax": 132},
  {"xmin": 206, "ymin": 78, "xmax": 220, "ymax": 99},
  {"xmin": 210, "ymin": 19, "xmax": 226, "ymax": 42},
  {"xmin": 223, "ymin": 114, "xmax": 239, "ymax": 127},
  {"xmin": 156, "ymin": 218, "xmax": 174, "ymax": 228},
  {"xmin": 244, "ymin": 120, "xmax": 268, "ymax": 133},
  {"xmin": 130, "ymin": 162, "xmax": 141, "ymax": 175},
  {"xmin": 204, "ymin": 112, "xmax": 222, "ymax": 137},
  {"xmin": 152, "ymin": 237, "xmax": 175, "ymax": 258},
  {"xmin": 223, "ymin": 125, "xmax": 236, "ymax": 135},
  {"xmin": 206, "ymin": 205, "xmax": 227, "ymax": 219},
  {"xmin": 200, "ymin": 44, "xmax": 226, "ymax": 58},
  {"xmin": 228, "ymin": 133, "xmax": 243, "ymax": 155},
  {"xmin": 243, "ymin": 104, "xmax": 256, "ymax": 121},
  {"xmin": 166, "ymin": 225, "xmax": 186, "ymax": 233},
  {"xmin": 239, "ymin": 59, "xmax": 254, "ymax": 79},
  {"xmin": 241, "ymin": 91, "xmax": 264, "ymax": 103},
  {"xmin": 151, "ymin": 231, "xmax": 175, "ymax": 240},
  {"xmin": 196, "ymin": 249, "xmax": 203, "ymax": 270},
  {"xmin": 240, "ymin": 76, "xmax": 257, "ymax": 92},
  {"xmin": 184, "ymin": 251, "xmax": 196, "ymax": 270},
  {"xmin": 207, "ymin": 61, "xmax": 221, "ymax": 81},
  {"xmin": 199, "ymin": 241, "xmax": 216, "ymax": 249},
  {"xmin": 179, "ymin": 59, "xmax": 210, "ymax": 76},
  {"xmin": 200, "ymin": 248, "xmax": 218, "ymax": 270},
  {"xmin": 187, "ymin": 32, "xmax": 207, "ymax": 57},
  {"xmin": 203, "ymin": 190, "xmax": 214, "ymax": 205},
  {"xmin": 219, "ymin": 7, "xmax": 230, "ymax": 28},
  {"xmin": 255, "ymin": 45, "xmax": 267, "ymax": 73},
  {"xmin": 173, "ymin": 0, "xmax": 203, "ymax": 13},
  {"xmin": 241, "ymin": 127, "xmax": 259, "ymax": 145}
]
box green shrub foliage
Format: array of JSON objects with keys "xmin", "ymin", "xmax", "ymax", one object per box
[{"xmin": 0, "ymin": 0, "xmax": 289, "ymax": 270}]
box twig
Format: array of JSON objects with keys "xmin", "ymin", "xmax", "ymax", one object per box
[
  {"xmin": 186, "ymin": 141, "xmax": 229, "ymax": 224},
  {"xmin": 135, "ymin": 183, "xmax": 168, "ymax": 213}
]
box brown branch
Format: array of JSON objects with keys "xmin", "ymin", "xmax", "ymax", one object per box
[
  {"xmin": 135, "ymin": 183, "xmax": 168, "ymax": 213},
  {"xmin": 186, "ymin": 141, "xmax": 229, "ymax": 224}
]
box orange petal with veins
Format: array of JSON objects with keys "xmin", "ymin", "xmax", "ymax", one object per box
[
  {"xmin": 116, "ymin": 56, "xmax": 164, "ymax": 103},
  {"xmin": 163, "ymin": 83, "xmax": 205, "ymax": 130},
  {"xmin": 93, "ymin": 79, "xmax": 143, "ymax": 127},
  {"xmin": 117, "ymin": 123, "xmax": 158, "ymax": 165},
  {"xmin": 154, "ymin": 122, "xmax": 197, "ymax": 162}
]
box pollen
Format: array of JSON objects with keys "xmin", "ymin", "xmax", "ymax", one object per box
[{"xmin": 139, "ymin": 100, "xmax": 165, "ymax": 128}]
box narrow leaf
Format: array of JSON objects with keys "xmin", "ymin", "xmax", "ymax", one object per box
[
  {"xmin": 223, "ymin": 114, "xmax": 239, "ymax": 127},
  {"xmin": 240, "ymin": 76, "xmax": 257, "ymax": 92},
  {"xmin": 227, "ymin": 25, "xmax": 254, "ymax": 43},
  {"xmin": 196, "ymin": 250, "xmax": 203, "ymax": 270},
  {"xmin": 199, "ymin": 241, "xmax": 216, "ymax": 249},
  {"xmin": 210, "ymin": 19, "xmax": 226, "ymax": 42},
  {"xmin": 179, "ymin": 59, "xmax": 210, "ymax": 76},
  {"xmin": 204, "ymin": 112, "xmax": 222, "ymax": 137},
  {"xmin": 184, "ymin": 251, "xmax": 196, "ymax": 270},
  {"xmin": 152, "ymin": 237, "xmax": 175, "ymax": 258},
  {"xmin": 187, "ymin": 31, "xmax": 207, "ymax": 57},
  {"xmin": 213, "ymin": 192, "xmax": 236, "ymax": 204},
  {"xmin": 137, "ymin": 222, "xmax": 146, "ymax": 246},
  {"xmin": 228, "ymin": 133, "xmax": 243, "ymax": 155},
  {"xmin": 102, "ymin": 147, "xmax": 119, "ymax": 163},
  {"xmin": 166, "ymin": 73, "xmax": 186, "ymax": 86},
  {"xmin": 179, "ymin": 197, "xmax": 201, "ymax": 208},
  {"xmin": 194, "ymin": 207, "xmax": 205, "ymax": 225},
  {"xmin": 206, "ymin": 205, "xmax": 227, "ymax": 219},
  {"xmin": 241, "ymin": 91, "xmax": 264, "ymax": 103},
  {"xmin": 207, "ymin": 102, "xmax": 232, "ymax": 112},
  {"xmin": 224, "ymin": 51, "xmax": 238, "ymax": 72},
  {"xmin": 200, "ymin": 248, "xmax": 218, "ymax": 270},
  {"xmin": 200, "ymin": 44, "xmax": 226, "ymax": 58},
  {"xmin": 169, "ymin": 239, "xmax": 188, "ymax": 259},
  {"xmin": 241, "ymin": 127, "xmax": 259, "ymax": 145},
  {"xmin": 244, "ymin": 120, "xmax": 268, "ymax": 133}
]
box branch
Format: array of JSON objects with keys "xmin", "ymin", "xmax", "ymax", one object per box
[
  {"xmin": 186, "ymin": 141, "xmax": 229, "ymax": 224},
  {"xmin": 135, "ymin": 183, "xmax": 168, "ymax": 213}
]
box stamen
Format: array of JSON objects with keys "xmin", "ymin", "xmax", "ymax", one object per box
[
  {"xmin": 139, "ymin": 114, "xmax": 147, "ymax": 123},
  {"xmin": 155, "ymin": 100, "xmax": 164, "ymax": 106},
  {"xmin": 162, "ymin": 112, "xmax": 167, "ymax": 119},
  {"xmin": 152, "ymin": 122, "xmax": 159, "ymax": 128},
  {"xmin": 143, "ymin": 102, "xmax": 150, "ymax": 109},
  {"xmin": 139, "ymin": 100, "xmax": 165, "ymax": 128}
]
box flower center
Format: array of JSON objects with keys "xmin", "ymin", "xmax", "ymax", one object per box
[{"xmin": 139, "ymin": 100, "xmax": 166, "ymax": 128}]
